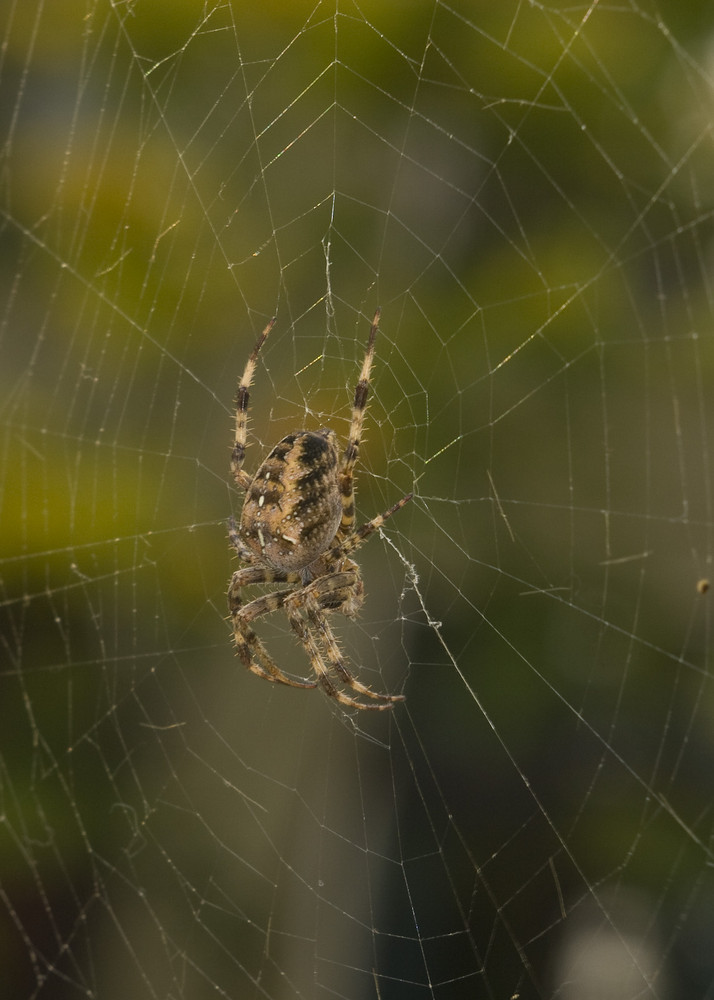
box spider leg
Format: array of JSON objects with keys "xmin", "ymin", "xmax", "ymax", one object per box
[
  {"xmin": 337, "ymin": 307, "xmax": 380, "ymax": 541},
  {"xmin": 324, "ymin": 492, "xmax": 413, "ymax": 566},
  {"xmin": 297, "ymin": 568, "xmax": 364, "ymax": 618},
  {"xmin": 229, "ymin": 565, "xmax": 297, "ymax": 591},
  {"xmin": 231, "ymin": 317, "xmax": 275, "ymax": 492},
  {"xmin": 351, "ymin": 492, "xmax": 413, "ymax": 549},
  {"xmin": 234, "ymin": 587, "xmax": 298, "ymax": 623},
  {"xmin": 228, "ymin": 515, "xmax": 257, "ymax": 562},
  {"xmin": 233, "ymin": 617, "xmax": 317, "ymax": 689},
  {"xmin": 284, "ymin": 600, "xmax": 395, "ymax": 710},
  {"xmin": 284, "ymin": 586, "xmax": 403, "ymax": 709},
  {"xmin": 296, "ymin": 570, "xmax": 358, "ymax": 606},
  {"xmin": 283, "ymin": 605, "xmax": 347, "ymax": 705},
  {"xmin": 306, "ymin": 594, "xmax": 404, "ymax": 706},
  {"xmin": 229, "ymin": 582, "xmax": 316, "ymax": 689}
]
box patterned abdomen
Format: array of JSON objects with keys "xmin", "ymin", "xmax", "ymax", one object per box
[{"xmin": 239, "ymin": 429, "xmax": 342, "ymax": 572}]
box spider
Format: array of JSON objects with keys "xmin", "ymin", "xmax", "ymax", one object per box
[{"xmin": 227, "ymin": 308, "xmax": 411, "ymax": 710}]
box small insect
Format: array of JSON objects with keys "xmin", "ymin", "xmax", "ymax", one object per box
[{"xmin": 227, "ymin": 308, "xmax": 411, "ymax": 710}]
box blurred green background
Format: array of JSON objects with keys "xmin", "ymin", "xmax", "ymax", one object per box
[{"xmin": 2, "ymin": 2, "xmax": 714, "ymax": 998}]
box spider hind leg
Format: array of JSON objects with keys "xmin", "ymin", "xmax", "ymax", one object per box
[{"xmin": 231, "ymin": 317, "xmax": 275, "ymax": 491}]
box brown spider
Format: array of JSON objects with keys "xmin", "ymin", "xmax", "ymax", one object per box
[{"xmin": 227, "ymin": 308, "xmax": 411, "ymax": 710}]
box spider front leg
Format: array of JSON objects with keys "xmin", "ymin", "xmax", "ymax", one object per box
[
  {"xmin": 228, "ymin": 573, "xmax": 317, "ymax": 690},
  {"xmin": 306, "ymin": 593, "xmax": 405, "ymax": 707},
  {"xmin": 284, "ymin": 586, "xmax": 404, "ymax": 710},
  {"xmin": 284, "ymin": 601, "xmax": 394, "ymax": 711},
  {"xmin": 295, "ymin": 568, "xmax": 363, "ymax": 616},
  {"xmin": 282, "ymin": 606, "xmax": 351, "ymax": 707}
]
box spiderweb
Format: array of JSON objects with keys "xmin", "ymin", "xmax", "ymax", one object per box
[{"xmin": 2, "ymin": 1, "xmax": 713, "ymax": 998}]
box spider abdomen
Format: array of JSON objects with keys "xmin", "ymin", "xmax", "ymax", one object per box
[{"xmin": 239, "ymin": 428, "xmax": 342, "ymax": 572}]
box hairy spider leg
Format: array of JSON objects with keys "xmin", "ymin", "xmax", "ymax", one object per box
[
  {"xmin": 285, "ymin": 598, "xmax": 399, "ymax": 710},
  {"xmin": 293, "ymin": 569, "xmax": 360, "ymax": 609},
  {"xmin": 227, "ymin": 515, "xmax": 257, "ymax": 563},
  {"xmin": 281, "ymin": 569, "xmax": 405, "ymax": 708},
  {"xmin": 234, "ymin": 619, "xmax": 318, "ymax": 689},
  {"xmin": 231, "ymin": 572, "xmax": 355, "ymax": 629},
  {"xmin": 305, "ymin": 594, "xmax": 405, "ymax": 705},
  {"xmin": 337, "ymin": 307, "xmax": 381, "ymax": 541},
  {"xmin": 326, "ymin": 492, "xmax": 413, "ymax": 567},
  {"xmin": 229, "ymin": 516, "xmax": 315, "ymax": 689},
  {"xmin": 231, "ymin": 317, "xmax": 275, "ymax": 492},
  {"xmin": 228, "ymin": 577, "xmax": 317, "ymax": 689},
  {"xmin": 231, "ymin": 563, "xmax": 403, "ymax": 707}
]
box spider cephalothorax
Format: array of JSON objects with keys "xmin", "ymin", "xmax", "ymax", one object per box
[{"xmin": 227, "ymin": 308, "xmax": 411, "ymax": 710}]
